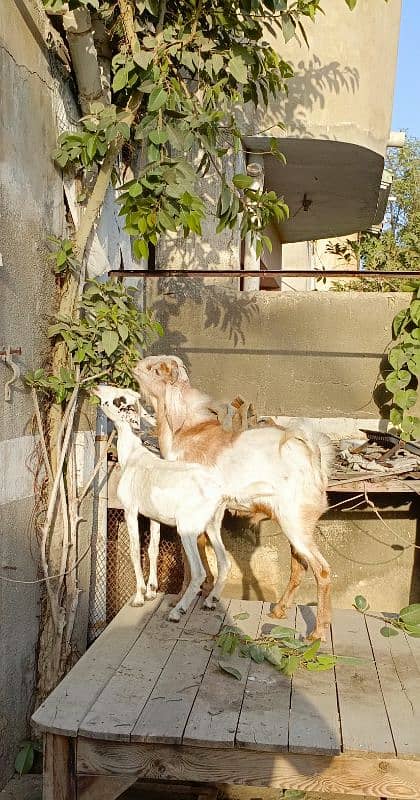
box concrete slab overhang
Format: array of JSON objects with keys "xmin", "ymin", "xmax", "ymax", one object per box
[{"xmin": 243, "ymin": 136, "xmax": 386, "ymax": 243}]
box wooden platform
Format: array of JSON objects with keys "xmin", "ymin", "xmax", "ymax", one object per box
[{"xmin": 33, "ymin": 596, "xmax": 420, "ymax": 799}]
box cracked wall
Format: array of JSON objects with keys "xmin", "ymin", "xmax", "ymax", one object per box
[{"xmin": 0, "ymin": 0, "xmax": 65, "ymax": 786}]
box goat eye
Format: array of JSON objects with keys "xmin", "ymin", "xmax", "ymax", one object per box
[{"xmin": 113, "ymin": 397, "xmax": 126, "ymax": 408}]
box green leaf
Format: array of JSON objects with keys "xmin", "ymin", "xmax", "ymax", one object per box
[
  {"xmin": 101, "ymin": 330, "xmax": 119, "ymax": 357},
  {"xmin": 284, "ymin": 791, "xmax": 306, "ymax": 800},
  {"xmin": 354, "ymin": 595, "xmax": 369, "ymax": 612},
  {"xmin": 149, "ymin": 129, "xmax": 169, "ymax": 145},
  {"xmin": 249, "ymin": 644, "xmax": 265, "ymax": 663},
  {"xmin": 269, "ymin": 625, "xmax": 298, "ymax": 639},
  {"xmin": 394, "ymin": 389, "xmax": 417, "ymax": 410},
  {"xmin": 112, "ymin": 67, "xmax": 129, "ymax": 92},
  {"xmin": 218, "ymin": 661, "xmax": 242, "ymax": 680},
  {"xmin": 393, "ymin": 309, "xmax": 409, "ymax": 337},
  {"xmin": 407, "ymin": 352, "xmax": 420, "ymax": 376},
  {"xmin": 344, "ymin": 0, "xmax": 357, "ymax": 9},
  {"xmin": 233, "ymin": 612, "xmax": 250, "ymax": 620},
  {"xmin": 385, "ymin": 370, "xmax": 411, "ymax": 393},
  {"xmin": 399, "ymin": 603, "xmax": 420, "ymax": 625},
  {"xmin": 148, "ymin": 87, "xmax": 168, "ymax": 112},
  {"xmin": 301, "ymin": 638, "xmax": 321, "ymax": 661},
  {"xmin": 118, "ymin": 323, "xmax": 129, "ymax": 342},
  {"xmin": 212, "ymin": 53, "xmax": 224, "ymax": 75},
  {"xmin": 281, "ymin": 14, "xmax": 296, "ymax": 43},
  {"xmin": 402, "ymin": 623, "xmax": 420, "ymax": 637},
  {"xmin": 390, "ymin": 407, "xmax": 403, "ymax": 426},
  {"xmin": 232, "ymin": 173, "xmax": 254, "ymax": 190},
  {"xmin": 282, "ymin": 654, "xmax": 300, "ymax": 676},
  {"xmin": 133, "ymin": 239, "xmax": 149, "ymax": 261},
  {"xmin": 228, "ymin": 55, "xmax": 248, "ymax": 84},
  {"xmin": 389, "ymin": 347, "xmax": 408, "ymax": 371},
  {"xmin": 15, "ymin": 742, "xmax": 34, "ymax": 776},
  {"xmin": 410, "ymin": 300, "xmax": 420, "ymax": 325},
  {"xmin": 380, "ymin": 625, "xmax": 399, "ymax": 638},
  {"xmin": 133, "ymin": 49, "xmax": 153, "ymax": 70}
]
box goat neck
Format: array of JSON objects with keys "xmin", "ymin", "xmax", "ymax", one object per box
[{"xmin": 114, "ymin": 418, "xmax": 145, "ymax": 468}]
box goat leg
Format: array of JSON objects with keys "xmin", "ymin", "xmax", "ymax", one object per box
[
  {"xmin": 270, "ymin": 546, "xmax": 307, "ymax": 619},
  {"xmin": 145, "ymin": 520, "xmax": 160, "ymax": 600},
  {"xmin": 170, "ymin": 533, "xmax": 213, "ymax": 607},
  {"xmin": 169, "ymin": 532, "xmax": 207, "ymax": 622}
]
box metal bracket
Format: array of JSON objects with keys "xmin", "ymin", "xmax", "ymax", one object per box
[{"xmin": 1, "ymin": 347, "xmax": 22, "ymax": 402}]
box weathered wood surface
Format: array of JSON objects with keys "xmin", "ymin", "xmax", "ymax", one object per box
[
  {"xmin": 331, "ymin": 608, "xmax": 395, "ymax": 756},
  {"xmin": 365, "ymin": 614, "xmax": 420, "ymax": 759},
  {"xmin": 183, "ymin": 599, "xmax": 262, "ymax": 748},
  {"xmin": 236, "ymin": 602, "xmax": 294, "ymax": 752},
  {"xmin": 33, "ymin": 595, "xmax": 164, "ymax": 737},
  {"xmin": 77, "ymin": 738, "xmax": 420, "ymax": 799},
  {"xmin": 80, "ymin": 595, "xmax": 196, "ymax": 741},
  {"xmin": 77, "ymin": 775, "xmax": 137, "ymax": 800},
  {"xmin": 131, "ymin": 599, "xmax": 229, "ymax": 744},
  {"xmin": 43, "ymin": 734, "xmax": 76, "ymax": 800},
  {"xmin": 289, "ymin": 606, "xmax": 341, "ymax": 755},
  {"xmin": 34, "ymin": 599, "xmax": 420, "ymax": 782},
  {"xmin": 327, "ymin": 478, "xmax": 420, "ymax": 494}
]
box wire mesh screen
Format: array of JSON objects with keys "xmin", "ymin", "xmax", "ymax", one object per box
[{"xmin": 89, "ymin": 509, "xmax": 185, "ymax": 641}]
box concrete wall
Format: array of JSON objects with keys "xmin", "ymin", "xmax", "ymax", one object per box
[
  {"xmin": 0, "ymin": 0, "xmax": 64, "ymax": 785},
  {"xmin": 249, "ymin": 0, "xmax": 401, "ymax": 157},
  {"xmin": 145, "ymin": 283, "xmax": 407, "ymax": 418}
]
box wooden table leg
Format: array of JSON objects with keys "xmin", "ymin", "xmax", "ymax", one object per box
[{"xmin": 43, "ymin": 733, "xmax": 76, "ymax": 800}]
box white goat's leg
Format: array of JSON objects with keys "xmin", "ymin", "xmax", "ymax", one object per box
[
  {"xmin": 146, "ymin": 520, "xmax": 160, "ymax": 600},
  {"xmin": 168, "ymin": 533, "xmax": 206, "ymax": 622},
  {"xmin": 125, "ymin": 509, "xmax": 147, "ymax": 607},
  {"xmin": 203, "ymin": 508, "xmax": 231, "ymax": 609}
]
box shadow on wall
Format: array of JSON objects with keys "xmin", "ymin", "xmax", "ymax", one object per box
[
  {"xmin": 259, "ymin": 56, "xmax": 360, "ymax": 139},
  {"xmin": 140, "ymin": 277, "xmax": 261, "ymax": 369}
]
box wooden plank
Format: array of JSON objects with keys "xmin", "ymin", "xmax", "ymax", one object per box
[
  {"xmin": 288, "ymin": 605, "xmax": 341, "ymax": 755},
  {"xmin": 43, "ymin": 734, "xmax": 76, "ymax": 800},
  {"xmin": 77, "ymin": 739, "xmax": 420, "ymax": 798},
  {"xmin": 32, "ymin": 595, "xmax": 164, "ymax": 736},
  {"xmin": 183, "ymin": 599, "xmax": 262, "ymax": 748},
  {"xmin": 331, "ymin": 608, "xmax": 395, "ymax": 756},
  {"xmin": 328, "ymin": 479, "xmax": 420, "ymax": 494},
  {"xmin": 77, "ymin": 775, "xmax": 137, "ymax": 800},
  {"xmin": 79, "ymin": 595, "xmax": 197, "ymax": 741},
  {"xmin": 131, "ymin": 600, "xmax": 229, "ymax": 744},
  {"xmin": 235, "ymin": 603, "xmax": 295, "ymax": 751},
  {"xmin": 365, "ymin": 615, "xmax": 420, "ymax": 758}
]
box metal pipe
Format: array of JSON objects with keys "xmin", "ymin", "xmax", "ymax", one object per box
[{"xmin": 109, "ymin": 269, "xmax": 420, "ymax": 279}]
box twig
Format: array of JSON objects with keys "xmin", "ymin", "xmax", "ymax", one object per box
[
  {"xmin": 79, "ymin": 429, "xmax": 116, "ymax": 503},
  {"xmin": 31, "ymin": 388, "xmax": 53, "ymax": 484},
  {"xmin": 363, "ymin": 484, "xmax": 420, "ymax": 550},
  {"xmin": 39, "ymin": 385, "xmax": 79, "ymax": 626}
]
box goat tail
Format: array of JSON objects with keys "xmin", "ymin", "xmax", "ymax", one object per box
[{"xmin": 279, "ymin": 420, "xmax": 335, "ymax": 491}]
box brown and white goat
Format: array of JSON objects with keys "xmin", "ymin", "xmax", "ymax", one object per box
[{"xmin": 134, "ymin": 355, "xmax": 335, "ymax": 640}]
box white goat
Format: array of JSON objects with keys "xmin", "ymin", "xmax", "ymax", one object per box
[
  {"xmin": 135, "ymin": 356, "xmax": 336, "ymax": 640},
  {"xmin": 94, "ymin": 384, "xmax": 232, "ymax": 621}
]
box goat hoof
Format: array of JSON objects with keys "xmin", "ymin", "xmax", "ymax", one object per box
[
  {"xmin": 269, "ymin": 603, "xmax": 287, "ymax": 619},
  {"xmin": 203, "ymin": 595, "xmax": 218, "ymax": 610},
  {"xmin": 308, "ymin": 627, "xmax": 328, "ymax": 643},
  {"xmin": 131, "ymin": 594, "xmax": 145, "ymax": 607},
  {"xmin": 168, "ymin": 607, "xmax": 186, "ymax": 623},
  {"xmin": 145, "ymin": 585, "xmax": 157, "ymax": 600}
]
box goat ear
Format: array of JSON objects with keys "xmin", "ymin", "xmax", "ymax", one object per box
[{"xmin": 164, "ymin": 383, "xmax": 187, "ymax": 433}]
